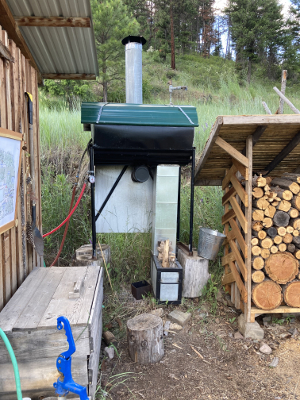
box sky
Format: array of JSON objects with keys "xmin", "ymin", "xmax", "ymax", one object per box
[{"xmin": 213, "ymin": 0, "xmax": 291, "ymax": 16}]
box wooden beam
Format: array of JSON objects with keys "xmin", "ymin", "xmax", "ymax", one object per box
[
  {"xmin": 232, "ymin": 158, "xmax": 249, "ymax": 180},
  {"xmin": 194, "ymin": 179, "xmax": 222, "ymax": 186},
  {"xmin": 230, "ymin": 174, "xmax": 248, "ymax": 207},
  {"xmin": 229, "ymin": 197, "xmax": 247, "ymax": 233},
  {"xmin": 229, "ymin": 261, "xmax": 247, "ymax": 303},
  {"xmin": 0, "ymin": 0, "xmax": 41, "ymax": 82},
  {"xmin": 273, "ymin": 86, "xmax": 300, "ymax": 114},
  {"xmin": 241, "ymin": 126, "xmax": 267, "ymax": 156},
  {"xmin": 222, "ymin": 164, "xmax": 237, "ymax": 190},
  {"xmin": 229, "ymin": 240, "xmax": 247, "ymax": 281},
  {"xmin": 229, "ymin": 218, "xmax": 247, "ymax": 258},
  {"xmin": 222, "ymin": 209, "xmax": 235, "ymax": 225},
  {"xmin": 215, "ymin": 136, "xmax": 249, "ymax": 168},
  {"xmin": 245, "ymin": 135, "xmax": 253, "ymax": 323},
  {"xmin": 251, "ymin": 306, "xmax": 300, "ymax": 322},
  {"xmin": 15, "ymin": 17, "xmax": 91, "ymax": 28},
  {"xmin": 42, "ymin": 73, "xmax": 96, "ymax": 80},
  {"xmin": 194, "ymin": 116, "xmax": 223, "ymax": 185},
  {"xmin": 222, "ymin": 272, "xmax": 235, "ymax": 286},
  {"xmin": 0, "ymin": 39, "xmax": 14, "ymax": 62},
  {"xmin": 222, "ymin": 251, "xmax": 235, "ymax": 266},
  {"xmin": 222, "ymin": 114, "xmax": 300, "ymax": 125},
  {"xmin": 264, "ymin": 131, "xmax": 300, "ymax": 175},
  {"xmin": 222, "ymin": 186, "xmax": 236, "ymax": 206}
]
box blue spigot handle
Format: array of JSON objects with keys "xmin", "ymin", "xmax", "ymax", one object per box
[
  {"xmin": 53, "ymin": 316, "xmax": 89, "ymax": 400},
  {"xmin": 57, "ymin": 316, "xmax": 76, "ymax": 359}
]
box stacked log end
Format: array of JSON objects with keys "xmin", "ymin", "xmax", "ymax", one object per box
[{"xmin": 250, "ymin": 173, "xmax": 300, "ymax": 309}]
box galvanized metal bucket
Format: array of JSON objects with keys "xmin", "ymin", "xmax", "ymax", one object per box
[{"xmin": 198, "ymin": 227, "xmax": 226, "ymax": 260}]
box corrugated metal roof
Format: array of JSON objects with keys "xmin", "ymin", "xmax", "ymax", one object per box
[
  {"xmin": 6, "ymin": 0, "xmax": 98, "ymax": 77},
  {"xmin": 81, "ymin": 103, "xmax": 199, "ymax": 127}
]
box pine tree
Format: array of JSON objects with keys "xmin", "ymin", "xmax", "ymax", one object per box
[
  {"xmin": 91, "ymin": 0, "xmax": 140, "ymax": 101},
  {"xmin": 225, "ymin": 0, "xmax": 284, "ymax": 82}
]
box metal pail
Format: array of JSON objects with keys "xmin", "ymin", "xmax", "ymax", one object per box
[{"xmin": 198, "ymin": 227, "xmax": 226, "ymax": 260}]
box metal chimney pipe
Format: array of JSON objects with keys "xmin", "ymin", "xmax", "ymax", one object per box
[{"xmin": 122, "ymin": 36, "xmax": 146, "ymax": 104}]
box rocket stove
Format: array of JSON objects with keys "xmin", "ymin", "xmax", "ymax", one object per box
[{"xmin": 82, "ymin": 36, "xmax": 199, "ymax": 304}]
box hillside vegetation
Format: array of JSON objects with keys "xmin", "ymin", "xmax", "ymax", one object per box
[{"xmin": 40, "ymin": 53, "xmax": 300, "ymax": 284}]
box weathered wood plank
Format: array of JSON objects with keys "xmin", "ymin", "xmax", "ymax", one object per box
[
  {"xmin": 245, "ymin": 136, "xmax": 253, "ymax": 323},
  {"xmin": 78, "ymin": 266, "xmax": 101, "ymax": 325},
  {"xmin": 222, "ymin": 164, "xmax": 238, "ymax": 190},
  {"xmin": 0, "ymin": 268, "xmax": 46, "ymax": 332},
  {"xmin": 221, "ymin": 251, "xmax": 235, "ymax": 266},
  {"xmin": 15, "ymin": 16, "xmax": 91, "ymax": 28},
  {"xmin": 229, "ymin": 261, "xmax": 247, "ymax": 303},
  {"xmin": 215, "ymin": 136, "xmax": 249, "ymax": 167},
  {"xmin": 13, "ymin": 268, "xmax": 65, "ymax": 330},
  {"xmin": 229, "ymin": 218, "xmax": 247, "ymax": 258},
  {"xmin": 222, "ymin": 186, "xmax": 236, "ymax": 206},
  {"xmin": 229, "ymin": 197, "xmax": 248, "ymax": 233},
  {"xmin": 222, "ymin": 272, "xmax": 235, "ymax": 285},
  {"xmin": 230, "ymin": 240, "xmax": 247, "ymax": 281},
  {"xmin": 230, "ymin": 174, "xmax": 248, "ymax": 207},
  {"xmin": 42, "ymin": 73, "xmax": 96, "ymax": 80},
  {"xmin": 222, "ymin": 209, "xmax": 235, "ymax": 225},
  {"xmin": 232, "ymin": 158, "xmax": 249, "ymax": 180}
]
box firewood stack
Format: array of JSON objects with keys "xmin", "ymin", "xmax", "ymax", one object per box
[
  {"xmin": 157, "ymin": 239, "xmax": 176, "ymax": 268},
  {"xmin": 251, "ymin": 173, "xmax": 300, "ymax": 310}
]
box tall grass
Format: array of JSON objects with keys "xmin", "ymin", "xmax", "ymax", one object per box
[{"xmin": 40, "ymin": 54, "xmax": 300, "ymax": 278}]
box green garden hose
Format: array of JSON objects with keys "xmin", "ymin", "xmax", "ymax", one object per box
[{"xmin": 0, "ymin": 328, "xmax": 22, "ymax": 400}]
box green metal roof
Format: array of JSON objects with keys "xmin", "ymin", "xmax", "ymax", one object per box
[{"xmin": 81, "ymin": 102, "xmax": 198, "ymax": 127}]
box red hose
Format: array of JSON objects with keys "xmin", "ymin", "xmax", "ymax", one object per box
[
  {"xmin": 50, "ymin": 185, "xmax": 77, "ymax": 267},
  {"xmin": 43, "ymin": 183, "xmax": 86, "ymax": 238}
]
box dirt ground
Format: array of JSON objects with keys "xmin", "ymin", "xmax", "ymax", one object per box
[{"xmin": 98, "ymin": 290, "xmax": 300, "ymax": 400}]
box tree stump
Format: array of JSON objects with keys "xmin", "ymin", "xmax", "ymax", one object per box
[
  {"xmin": 252, "ymin": 280, "xmax": 283, "ymax": 310},
  {"xmin": 265, "ymin": 252, "xmax": 298, "ymax": 284},
  {"xmin": 127, "ymin": 313, "xmax": 164, "ymax": 364},
  {"xmin": 283, "ymin": 281, "xmax": 300, "ymax": 307}
]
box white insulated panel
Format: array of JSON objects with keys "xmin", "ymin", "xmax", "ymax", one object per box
[{"xmin": 95, "ymin": 166, "xmax": 153, "ymax": 233}]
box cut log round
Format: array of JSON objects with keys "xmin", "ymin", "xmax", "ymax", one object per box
[
  {"xmin": 265, "ymin": 205, "xmax": 276, "ymax": 218},
  {"xmin": 266, "ymin": 176, "xmax": 273, "ymax": 186},
  {"xmin": 252, "ymin": 256, "xmax": 264, "ymax": 270},
  {"xmin": 258, "ymin": 230, "xmax": 267, "ymax": 240},
  {"xmin": 272, "ymin": 178, "xmax": 300, "ymax": 194},
  {"xmin": 286, "ymin": 226, "xmax": 294, "ymax": 234},
  {"xmin": 274, "ymin": 235, "xmax": 283, "ymax": 244},
  {"xmin": 253, "ymin": 198, "xmax": 269, "ymax": 210},
  {"xmin": 251, "ymin": 237, "xmax": 259, "ymax": 246},
  {"xmin": 278, "ymin": 243, "xmax": 287, "ymax": 252},
  {"xmin": 293, "ymin": 230, "xmax": 299, "ymax": 237},
  {"xmin": 278, "ymin": 200, "xmax": 291, "ymax": 212},
  {"xmin": 289, "ymin": 208, "xmax": 299, "ymax": 219},
  {"xmin": 277, "ymin": 227, "xmax": 287, "ymax": 236},
  {"xmin": 283, "ymin": 233, "xmax": 293, "ymax": 244},
  {"xmin": 261, "ymin": 248, "xmax": 270, "ymax": 259},
  {"xmin": 291, "ymin": 218, "xmax": 300, "ymax": 230},
  {"xmin": 252, "ymin": 187, "xmax": 264, "ymax": 198},
  {"xmin": 273, "ymin": 211, "xmax": 290, "ymax": 227},
  {"xmin": 292, "ymin": 236, "xmax": 300, "ymax": 248},
  {"xmin": 267, "ymin": 227, "xmax": 277, "ymax": 238},
  {"xmin": 261, "ymin": 237, "xmax": 273, "ymax": 249},
  {"xmin": 270, "ymin": 186, "xmax": 293, "ymax": 200},
  {"xmin": 287, "ymin": 243, "xmax": 296, "ymax": 253},
  {"xmin": 127, "ymin": 313, "xmax": 164, "ymax": 364},
  {"xmin": 263, "ymin": 217, "xmax": 273, "ymax": 228},
  {"xmin": 252, "ymin": 270, "xmax": 265, "ymax": 283},
  {"xmin": 283, "ymin": 281, "xmax": 300, "ymax": 307},
  {"xmin": 270, "ymin": 245, "xmax": 278, "ymax": 254},
  {"xmin": 294, "ymin": 250, "xmax": 300, "ymax": 259},
  {"xmin": 252, "ymin": 280, "xmax": 282, "ymax": 310},
  {"xmin": 252, "ymin": 221, "xmax": 263, "ymax": 231},
  {"xmin": 292, "ymin": 195, "xmax": 300, "ymax": 210},
  {"xmin": 265, "ymin": 252, "xmax": 298, "ymax": 284},
  {"xmin": 253, "ymin": 175, "xmax": 267, "ymax": 187},
  {"xmin": 272, "ymin": 201, "xmax": 279, "ymax": 206},
  {"xmin": 252, "ymin": 209, "xmax": 265, "ymax": 221},
  {"xmin": 252, "ymin": 245, "xmax": 261, "ymax": 256}
]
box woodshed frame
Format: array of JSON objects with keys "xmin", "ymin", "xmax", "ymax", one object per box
[{"xmin": 195, "ymin": 114, "xmax": 300, "ymax": 323}]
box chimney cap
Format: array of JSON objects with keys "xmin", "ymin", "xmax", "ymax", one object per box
[{"xmin": 122, "ymin": 36, "xmax": 146, "ymax": 46}]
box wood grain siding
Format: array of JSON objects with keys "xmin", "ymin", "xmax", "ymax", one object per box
[{"xmin": 0, "ymin": 25, "xmax": 42, "ymax": 311}]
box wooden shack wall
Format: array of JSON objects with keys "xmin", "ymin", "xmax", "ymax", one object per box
[{"xmin": 0, "ymin": 25, "xmax": 42, "ymax": 311}]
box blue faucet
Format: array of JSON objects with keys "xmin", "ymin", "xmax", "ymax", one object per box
[{"xmin": 53, "ymin": 316, "xmax": 89, "ymax": 400}]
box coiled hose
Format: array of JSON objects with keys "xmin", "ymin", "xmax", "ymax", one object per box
[{"xmin": 0, "ymin": 328, "xmax": 22, "ymax": 400}]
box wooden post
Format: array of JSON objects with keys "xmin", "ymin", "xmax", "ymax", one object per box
[
  {"xmin": 278, "ymin": 70, "xmax": 287, "ymax": 114},
  {"xmin": 273, "ymin": 87, "xmax": 300, "ymax": 114},
  {"xmin": 245, "ymin": 135, "xmax": 253, "ymax": 323},
  {"xmin": 262, "ymin": 101, "xmax": 272, "ymax": 115}
]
